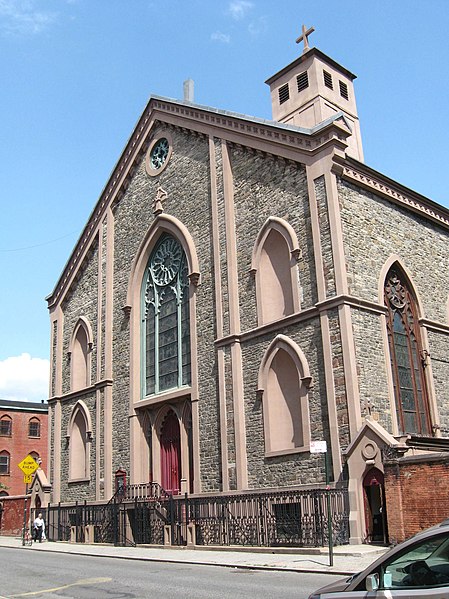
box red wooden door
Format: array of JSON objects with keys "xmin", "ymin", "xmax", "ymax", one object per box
[{"xmin": 160, "ymin": 410, "xmax": 181, "ymax": 494}]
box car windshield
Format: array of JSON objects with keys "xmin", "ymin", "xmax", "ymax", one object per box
[{"xmin": 381, "ymin": 532, "xmax": 449, "ymax": 589}]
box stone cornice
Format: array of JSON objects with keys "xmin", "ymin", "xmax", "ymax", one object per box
[
  {"xmin": 335, "ymin": 157, "xmax": 449, "ymax": 231},
  {"xmin": 150, "ymin": 98, "xmax": 351, "ymax": 157},
  {"xmin": 47, "ymin": 378, "xmax": 114, "ymax": 404},
  {"xmin": 216, "ymin": 294, "xmax": 449, "ymax": 347}
]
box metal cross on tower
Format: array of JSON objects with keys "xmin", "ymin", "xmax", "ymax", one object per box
[{"xmin": 296, "ymin": 24, "xmax": 315, "ymax": 54}]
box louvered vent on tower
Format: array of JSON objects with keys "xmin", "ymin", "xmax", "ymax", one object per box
[
  {"xmin": 323, "ymin": 70, "xmax": 333, "ymax": 89},
  {"xmin": 339, "ymin": 80, "xmax": 349, "ymax": 100},
  {"xmin": 278, "ymin": 83, "xmax": 290, "ymax": 104},
  {"xmin": 296, "ymin": 71, "xmax": 309, "ymax": 92}
]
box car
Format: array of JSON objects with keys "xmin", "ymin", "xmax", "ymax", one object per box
[{"xmin": 308, "ymin": 519, "xmax": 449, "ymax": 598}]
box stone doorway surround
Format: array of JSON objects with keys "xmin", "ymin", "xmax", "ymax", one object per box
[{"xmin": 344, "ymin": 418, "xmax": 407, "ymax": 544}]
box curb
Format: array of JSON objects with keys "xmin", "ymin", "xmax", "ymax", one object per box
[{"xmin": 7, "ymin": 542, "xmax": 356, "ymax": 576}]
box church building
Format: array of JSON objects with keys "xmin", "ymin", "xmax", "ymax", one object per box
[{"xmin": 46, "ymin": 27, "xmax": 449, "ymax": 546}]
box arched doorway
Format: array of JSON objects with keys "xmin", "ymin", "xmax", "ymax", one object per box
[
  {"xmin": 363, "ymin": 467, "xmax": 388, "ymax": 545},
  {"xmin": 160, "ymin": 410, "xmax": 181, "ymax": 494}
]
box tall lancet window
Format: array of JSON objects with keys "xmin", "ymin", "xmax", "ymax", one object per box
[
  {"xmin": 142, "ymin": 234, "xmax": 191, "ymax": 397},
  {"xmin": 384, "ymin": 267, "xmax": 431, "ymax": 436}
]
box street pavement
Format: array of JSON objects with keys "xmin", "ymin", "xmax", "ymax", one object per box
[{"xmin": 0, "ymin": 534, "xmax": 387, "ymax": 576}]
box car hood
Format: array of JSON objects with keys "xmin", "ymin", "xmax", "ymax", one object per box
[{"xmin": 312, "ymin": 574, "xmax": 355, "ymax": 595}]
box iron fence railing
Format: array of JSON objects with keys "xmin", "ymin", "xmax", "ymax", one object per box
[{"xmin": 46, "ymin": 486, "xmax": 349, "ymax": 548}]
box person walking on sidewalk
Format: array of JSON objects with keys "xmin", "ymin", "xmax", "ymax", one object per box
[{"xmin": 33, "ymin": 513, "xmax": 45, "ymax": 543}]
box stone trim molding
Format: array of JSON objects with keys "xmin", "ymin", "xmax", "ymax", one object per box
[
  {"xmin": 336, "ymin": 158, "xmax": 449, "ymax": 231},
  {"xmin": 215, "ymin": 293, "xmax": 449, "ymax": 349},
  {"xmin": 47, "ymin": 378, "xmax": 113, "ymax": 404}
]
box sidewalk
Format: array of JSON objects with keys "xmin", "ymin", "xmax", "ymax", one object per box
[{"xmin": 0, "ymin": 535, "xmax": 387, "ymax": 576}]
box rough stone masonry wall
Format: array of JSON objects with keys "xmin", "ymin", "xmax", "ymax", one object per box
[
  {"xmin": 60, "ymin": 239, "xmax": 99, "ymax": 395},
  {"xmin": 112, "ymin": 125, "xmax": 221, "ymax": 491},
  {"xmin": 59, "ymin": 390, "xmax": 97, "ymax": 501},
  {"xmin": 231, "ymin": 148, "xmax": 316, "ymax": 322},
  {"xmin": 57, "ymin": 239, "xmax": 100, "ymax": 502},
  {"xmin": 228, "ymin": 146, "xmax": 330, "ymax": 488},
  {"xmin": 338, "ymin": 179, "xmax": 449, "ymax": 428},
  {"xmin": 384, "ymin": 455, "xmax": 449, "ymax": 543},
  {"xmin": 242, "ymin": 320, "xmax": 328, "ymax": 488}
]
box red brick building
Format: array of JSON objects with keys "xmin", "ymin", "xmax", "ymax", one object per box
[{"xmin": 0, "ymin": 399, "xmax": 48, "ymax": 497}]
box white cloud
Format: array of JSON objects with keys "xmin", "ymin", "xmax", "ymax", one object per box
[
  {"xmin": 0, "ymin": 0, "xmax": 57, "ymax": 35},
  {"xmin": 248, "ymin": 15, "xmax": 268, "ymax": 37},
  {"xmin": 0, "ymin": 354, "xmax": 49, "ymax": 403},
  {"xmin": 211, "ymin": 31, "xmax": 231, "ymax": 44},
  {"xmin": 228, "ymin": 0, "xmax": 253, "ymax": 21}
]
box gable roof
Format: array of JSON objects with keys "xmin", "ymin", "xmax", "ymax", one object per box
[
  {"xmin": 0, "ymin": 399, "xmax": 48, "ymax": 413},
  {"xmin": 45, "ymin": 95, "xmax": 352, "ymax": 308},
  {"xmin": 46, "ymin": 94, "xmax": 449, "ymax": 310}
]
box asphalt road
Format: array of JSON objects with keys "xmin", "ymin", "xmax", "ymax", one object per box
[{"xmin": 1, "ymin": 547, "xmax": 342, "ymax": 598}]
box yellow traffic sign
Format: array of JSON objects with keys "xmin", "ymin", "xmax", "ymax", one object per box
[
  {"xmin": 18, "ymin": 455, "xmax": 39, "ymax": 476},
  {"xmin": 23, "ymin": 473, "xmax": 32, "ymax": 484}
]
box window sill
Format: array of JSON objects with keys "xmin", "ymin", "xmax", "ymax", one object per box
[
  {"xmin": 135, "ymin": 386, "xmax": 192, "ymax": 408},
  {"xmin": 265, "ymin": 445, "xmax": 310, "ymax": 458},
  {"xmin": 68, "ymin": 477, "xmax": 90, "ymax": 484}
]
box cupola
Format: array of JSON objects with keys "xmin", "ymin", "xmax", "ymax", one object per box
[{"xmin": 265, "ymin": 25, "xmax": 364, "ymax": 161}]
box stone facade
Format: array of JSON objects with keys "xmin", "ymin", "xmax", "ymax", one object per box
[{"xmin": 46, "ymin": 42, "xmax": 449, "ymax": 546}]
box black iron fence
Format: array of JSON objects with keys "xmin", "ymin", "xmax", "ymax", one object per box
[{"xmin": 46, "ymin": 486, "xmax": 349, "ymax": 548}]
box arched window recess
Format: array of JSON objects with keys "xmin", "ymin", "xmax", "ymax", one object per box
[
  {"xmin": 66, "ymin": 401, "xmax": 93, "ymax": 481},
  {"xmin": 258, "ymin": 335, "xmax": 312, "ymax": 456},
  {"xmin": 141, "ymin": 234, "xmax": 192, "ymax": 397},
  {"xmin": 69, "ymin": 317, "xmax": 94, "ymax": 391},
  {"xmin": 251, "ymin": 217, "xmax": 301, "ymax": 325},
  {"xmin": 66, "ymin": 400, "xmax": 93, "ymax": 444},
  {"xmin": 384, "ymin": 265, "xmax": 432, "ymax": 436}
]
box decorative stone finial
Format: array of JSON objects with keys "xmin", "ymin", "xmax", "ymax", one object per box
[
  {"xmin": 296, "ymin": 24, "xmax": 315, "ymax": 54},
  {"xmin": 153, "ymin": 186, "xmax": 167, "ymax": 215}
]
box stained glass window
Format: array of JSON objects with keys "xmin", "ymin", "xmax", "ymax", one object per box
[
  {"xmin": 385, "ymin": 267, "xmax": 430, "ymax": 435},
  {"xmin": 142, "ymin": 235, "xmax": 191, "ymax": 396}
]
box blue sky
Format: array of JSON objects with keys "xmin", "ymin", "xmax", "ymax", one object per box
[{"xmin": 1, "ymin": 0, "xmax": 449, "ymax": 402}]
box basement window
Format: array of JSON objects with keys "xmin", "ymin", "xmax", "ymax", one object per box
[
  {"xmin": 278, "ymin": 83, "xmax": 290, "ymax": 105},
  {"xmin": 297, "ymin": 71, "xmax": 309, "ymax": 92},
  {"xmin": 323, "ymin": 70, "xmax": 333, "ymax": 89},
  {"xmin": 339, "ymin": 80, "xmax": 349, "ymax": 100}
]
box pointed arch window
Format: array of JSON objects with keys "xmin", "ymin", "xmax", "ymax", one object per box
[
  {"xmin": 252, "ymin": 218, "xmax": 300, "ymax": 326},
  {"xmin": 142, "ymin": 234, "xmax": 191, "ymax": 397},
  {"xmin": 384, "ymin": 267, "xmax": 431, "ymax": 435},
  {"xmin": 70, "ymin": 318, "xmax": 93, "ymax": 392},
  {"xmin": 28, "ymin": 418, "xmax": 41, "ymax": 438},
  {"xmin": 68, "ymin": 402, "xmax": 92, "ymax": 481},
  {"xmin": 0, "ymin": 416, "xmax": 12, "ymax": 437},
  {"xmin": 259, "ymin": 336, "xmax": 311, "ymax": 456}
]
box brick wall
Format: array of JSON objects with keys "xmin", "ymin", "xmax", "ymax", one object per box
[
  {"xmin": 0, "ymin": 408, "xmax": 48, "ymax": 496},
  {"xmin": 0, "ymin": 495, "xmax": 30, "ymax": 536},
  {"xmin": 384, "ymin": 454, "xmax": 449, "ymax": 544}
]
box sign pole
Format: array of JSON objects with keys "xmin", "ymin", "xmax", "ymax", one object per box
[
  {"xmin": 325, "ymin": 450, "xmax": 334, "ymax": 567},
  {"xmin": 22, "ymin": 483, "xmax": 28, "ymax": 546},
  {"xmin": 18, "ymin": 454, "xmax": 39, "ymax": 546},
  {"xmin": 311, "ymin": 441, "xmax": 333, "ymax": 567}
]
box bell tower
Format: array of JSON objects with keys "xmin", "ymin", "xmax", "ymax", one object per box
[{"xmin": 265, "ymin": 25, "xmax": 364, "ymax": 161}]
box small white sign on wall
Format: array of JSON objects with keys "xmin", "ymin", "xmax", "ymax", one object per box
[{"xmin": 310, "ymin": 440, "xmax": 327, "ymax": 454}]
